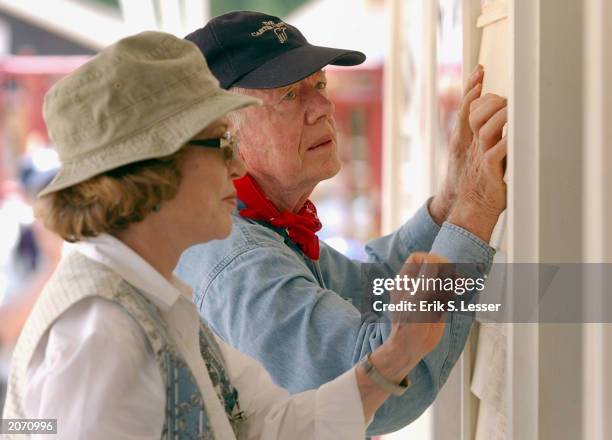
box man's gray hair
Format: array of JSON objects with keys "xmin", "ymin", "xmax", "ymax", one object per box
[{"xmin": 227, "ymin": 86, "xmax": 251, "ymax": 131}]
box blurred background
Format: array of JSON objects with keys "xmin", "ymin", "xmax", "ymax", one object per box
[
  {"xmin": 0, "ymin": 1, "xmax": 463, "ymax": 437},
  {"xmin": 1, "ymin": 1, "xmax": 610, "ymax": 439}
]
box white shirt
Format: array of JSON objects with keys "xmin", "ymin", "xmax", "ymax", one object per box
[{"xmin": 24, "ymin": 234, "xmax": 366, "ymax": 439}]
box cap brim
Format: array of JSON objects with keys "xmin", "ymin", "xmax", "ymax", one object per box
[
  {"xmin": 233, "ymin": 44, "xmax": 366, "ymax": 89},
  {"xmin": 38, "ymin": 90, "xmax": 260, "ymax": 197}
]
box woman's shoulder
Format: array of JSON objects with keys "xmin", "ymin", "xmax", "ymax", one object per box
[
  {"xmin": 16, "ymin": 251, "xmax": 144, "ymax": 368},
  {"xmin": 22, "ymin": 295, "xmax": 163, "ymax": 436},
  {"xmin": 37, "ymin": 295, "xmax": 147, "ymax": 353},
  {"xmin": 41, "ymin": 250, "xmax": 127, "ymax": 301}
]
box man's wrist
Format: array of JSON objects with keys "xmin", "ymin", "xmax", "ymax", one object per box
[
  {"xmin": 447, "ymin": 201, "xmax": 499, "ymax": 243},
  {"xmin": 429, "ymin": 191, "xmax": 453, "ymax": 226}
]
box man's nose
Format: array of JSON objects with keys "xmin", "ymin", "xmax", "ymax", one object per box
[
  {"xmin": 229, "ymin": 153, "xmax": 247, "ymax": 179},
  {"xmin": 305, "ymin": 89, "xmax": 335, "ymax": 124}
]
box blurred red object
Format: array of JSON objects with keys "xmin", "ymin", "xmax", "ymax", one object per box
[{"xmin": 0, "ymin": 56, "xmax": 89, "ymax": 189}]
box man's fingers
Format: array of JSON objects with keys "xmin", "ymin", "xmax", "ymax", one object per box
[
  {"xmin": 407, "ymin": 252, "xmax": 448, "ymax": 267},
  {"xmin": 469, "ymin": 93, "xmax": 506, "ymax": 114},
  {"xmin": 405, "ymin": 252, "xmax": 429, "ymax": 265},
  {"xmin": 469, "ymin": 95, "xmax": 507, "ymax": 136},
  {"xmin": 465, "ymin": 64, "xmax": 484, "ymax": 92},
  {"xmin": 485, "ymin": 136, "xmax": 508, "ymax": 170},
  {"xmin": 422, "ymin": 253, "xmax": 449, "ymax": 265},
  {"xmin": 417, "ymin": 254, "xmax": 450, "ymax": 291},
  {"xmin": 478, "ymin": 106, "xmax": 508, "ymax": 151},
  {"xmin": 400, "ymin": 252, "xmax": 427, "ymax": 278},
  {"xmin": 458, "ymin": 66, "xmax": 484, "ymax": 121},
  {"xmin": 458, "ymin": 83, "xmax": 483, "ymax": 121},
  {"xmin": 401, "ymin": 252, "xmax": 448, "ymax": 278}
]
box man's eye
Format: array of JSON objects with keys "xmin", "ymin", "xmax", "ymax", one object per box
[
  {"xmin": 283, "ymin": 90, "xmax": 297, "ymax": 101},
  {"xmin": 315, "ymin": 81, "xmax": 327, "ymax": 90}
]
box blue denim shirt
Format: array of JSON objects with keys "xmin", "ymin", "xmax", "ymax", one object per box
[{"xmin": 176, "ymin": 201, "xmax": 495, "ymax": 435}]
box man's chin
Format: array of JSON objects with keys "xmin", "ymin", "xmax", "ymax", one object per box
[{"xmin": 315, "ymin": 160, "xmax": 342, "ymax": 183}]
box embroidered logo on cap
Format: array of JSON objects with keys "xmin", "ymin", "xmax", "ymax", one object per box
[{"xmin": 251, "ymin": 20, "xmax": 289, "ymax": 43}]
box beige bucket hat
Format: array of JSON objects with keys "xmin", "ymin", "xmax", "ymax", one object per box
[{"xmin": 38, "ymin": 31, "xmax": 260, "ymax": 197}]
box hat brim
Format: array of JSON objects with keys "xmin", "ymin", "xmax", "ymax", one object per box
[
  {"xmin": 232, "ymin": 44, "xmax": 366, "ymax": 89},
  {"xmin": 38, "ymin": 90, "xmax": 260, "ymax": 197}
]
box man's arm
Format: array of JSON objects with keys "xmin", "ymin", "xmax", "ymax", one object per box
[
  {"xmin": 180, "ymin": 212, "xmax": 492, "ymax": 436},
  {"xmin": 188, "ymin": 241, "xmax": 425, "ymax": 436},
  {"xmin": 333, "ymin": 203, "xmax": 494, "ymax": 433}
]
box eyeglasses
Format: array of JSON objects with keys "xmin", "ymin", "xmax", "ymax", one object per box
[{"xmin": 188, "ymin": 132, "xmax": 239, "ymax": 164}]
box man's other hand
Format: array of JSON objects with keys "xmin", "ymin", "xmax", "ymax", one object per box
[
  {"xmin": 448, "ymin": 93, "xmax": 508, "ymax": 242},
  {"xmin": 430, "ymin": 64, "xmax": 485, "ymax": 224}
]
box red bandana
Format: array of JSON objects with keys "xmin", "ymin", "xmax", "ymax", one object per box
[{"xmin": 234, "ymin": 174, "xmax": 322, "ymax": 260}]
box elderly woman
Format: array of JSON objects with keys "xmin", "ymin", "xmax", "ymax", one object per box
[{"xmin": 2, "ymin": 32, "xmax": 447, "ymax": 439}]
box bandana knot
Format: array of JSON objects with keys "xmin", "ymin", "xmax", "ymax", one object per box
[{"xmin": 234, "ymin": 175, "xmax": 322, "ymax": 260}]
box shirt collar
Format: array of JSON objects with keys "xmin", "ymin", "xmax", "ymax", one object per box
[{"xmin": 74, "ymin": 233, "xmax": 191, "ymax": 310}]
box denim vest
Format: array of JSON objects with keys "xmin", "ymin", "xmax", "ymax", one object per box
[{"xmin": 113, "ymin": 285, "xmax": 244, "ymax": 439}]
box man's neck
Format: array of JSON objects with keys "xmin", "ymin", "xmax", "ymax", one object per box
[{"xmin": 251, "ymin": 174, "xmax": 316, "ymax": 213}]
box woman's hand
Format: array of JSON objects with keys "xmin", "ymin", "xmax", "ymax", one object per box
[
  {"xmin": 387, "ymin": 252, "xmax": 449, "ymax": 364},
  {"xmin": 356, "ymin": 252, "xmax": 450, "ymax": 422}
]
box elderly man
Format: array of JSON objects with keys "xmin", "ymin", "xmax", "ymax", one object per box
[{"xmin": 177, "ymin": 11, "xmax": 507, "ymax": 435}]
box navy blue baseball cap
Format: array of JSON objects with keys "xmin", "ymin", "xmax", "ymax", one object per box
[{"xmin": 185, "ymin": 11, "xmax": 366, "ymax": 89}]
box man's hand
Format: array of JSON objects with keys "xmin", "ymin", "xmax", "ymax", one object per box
[
  {"xmin": 447, "ymin": 93, "xmax": 508, "ymax": 242},
  {"xmin": 430, "ymin": 64, "xmax": 485, "ymax": 224}
]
